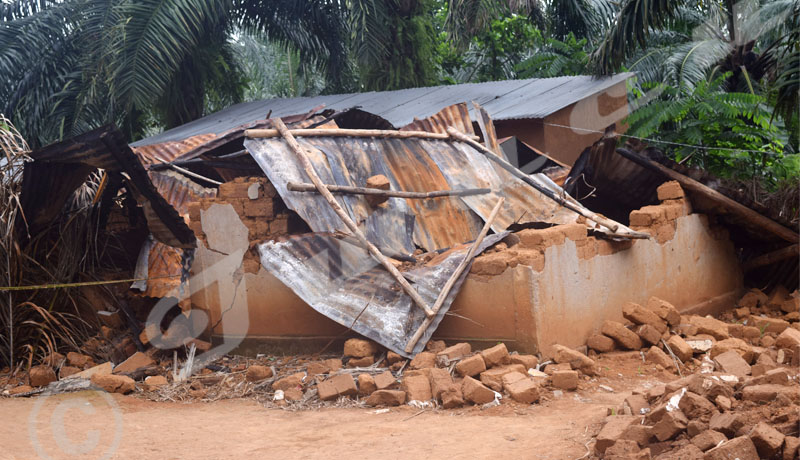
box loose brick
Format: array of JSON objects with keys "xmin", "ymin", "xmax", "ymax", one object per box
[
  {"xmin": 595, "ymin": 416, "xmax": 638, "ymax": 454},
  {"xmin": 440, "ymin": 386, "xmax": 464, "ymax": 408},
  {"xmin": 317, "ymin": 374, "xmax": 357, "ymax": 401},
  {"xmin": 425, "ymin": 340, "xmax": 446, "ymax": 353},
  {"xmin": 678, "ymin": 391, "xmax": 716, "ymax": 419},
  {"xmin": 646, "ymin": 297, "xmax": 682, "ymax": 326},
  {"xmin": 509, "ymin": 354, "xmax": 538, "ymax": 369},
  {"xmin": 551, "ymin": 344, "xmax": 597, "ymax": 375},
  {"xmin": 455, "ymin": 354, "xmax": 486, "ymax": 377},
  {"xmin": 710, "ymin": 338, "xmax": 754, "ymax": 363},
  {"xmin": 749, "ymin": 315, "xmax": 790, "ymax": 334},
  {"xmin": 602, "ymin": 321, "xmax": 643, "ymax": 350},
  {"xmin": 587, "ymin": 334, "xmax": 617, "ymax": 353},
  {"xmin": 709, "ymin": 412, "xmax": 743, "ymax": 437},
  {"xmin": 480, "ymin": 343, "xmax": 510, "ymax": 368},
  {"xmin": 623, "ymin": 394, "xmax": 649, "ymax": 416},
  {"xmin": 245, "ymin": 365, "xmax": 273, "ymax": 382},
  {"xmin": 749, "ymin": 422, "xmax": 785, "ymax": 459},
  {"xmin": 657, "ymin": 181, "xmax": 684, "ymax": 200},
  {"xmin": 401, "ymin": 374, "xmax": 432, "ymax": 402},
  {"xmin": 551, "ymin": 370, "xmax": 579, "ymax": 391},
  {"xmin": 365, "ymin": 174, "xmax": 391, "ymax": 207},
  {"xmin": 343, "ymin": 338, "xmax": 378, "ymax": 358},
  {"xmin": 373, "ymin": 371, "xmax": 398, "ymax": 390},
  {"xmin": 783, "ymin": 436, "xmax": 799, "ymax": 460},
  {"xmin": 506, "ymin": 378, "xmax": 539, "ymax": 404},
  {"xmin": 479, "ymin": 364, "xmax": 526, "ymax": 392},
  {"xmin": 436, "ymin": 343, "xmax": 471, "ymax": 365},
  {"xmin": 366, "ymin": 390, "xmax": 405, "ymax": 406},
  {"xmin": 623, "ymin": 302, "xmax": 668, "ymax": 333},
  {"xmin": 29, "ymin": 365, "xmax": 57, "ymax": 387},
  {"xmin": 409, "ymin": 351, "xmax": 436, "ymax": 369},
  {"xmin": 690, "ymin": 430, "xmax": 727, "ymax": 452},
  {"xmin": 741, "ymin": 384, "xmax": 800, "ymax": 402},
  {"xmin": 621, "ymin": 424, "xmax": 653, "ymax": 447},
  {"xmin": 501, "ymin": 371, "xmax": 528, "ymax": 388},
  {"xmin": 688, "ymin": 315, "xmax": 730, "ymax": 340},
  {"xmin": 461, "ymin": 376, "xmax": 495, "ymax": 404},
  {"xmin": 652, "ymin": 409, "xmax": 688, "ymax": 441},
  {"xmin": 386, "ymin": 351, "xmax": 404, "ymax": 364},
  {"xmin": 348, "ymin": 356, "xmax": 374, "ymax": 367},
  {"xmin": 636, "ymin": 324, "xmax": 663, "ymax": 346},
  {"xmin": 704, "ymin": 436, "xmax": 759, "ymax": 460},
  {"xmin": 713, "ymin": 350, "xmax": 751, "ymax": 378},
  {"xmin": 776, "ymin": 328, "xmax": 800, "ymax": 349},
  {"xmin": 91, "ymin": 374, "xmax": 135, "ymax": 394},
  {"xmin": 646, "ymin": 346, "xmax": 674, "ymax": 369},
  {"xmin": 357, "ymin": 373, "xmax": 377, "ymax": 396},
  {"xmin": 666, "ymin": 335, "xmax": 694, "ymax": 362},
  {"xmin": 428, "ymin": 368, "xmax": 455, "ymax": 399},
  {"xmin": 273, "ymin": 372, "xmax": 306, "ymax": 392}
]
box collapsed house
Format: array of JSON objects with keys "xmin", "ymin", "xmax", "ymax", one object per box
[{"xmin": 17, "ymin": 76, "xmax": 798, "ymax": 362}]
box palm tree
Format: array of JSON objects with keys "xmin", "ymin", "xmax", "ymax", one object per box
[{"xmin": 0, "ymin": 0, "xmax": 351, "ymax": 147}]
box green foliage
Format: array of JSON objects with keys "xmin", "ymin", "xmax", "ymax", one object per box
[
  {"xmin": 625, "ymin": 74, "xmax": 794, "ymax": 186},
  {"xmin": 516, "ymin": 33, "xmax": 588, "ymax": 78}
]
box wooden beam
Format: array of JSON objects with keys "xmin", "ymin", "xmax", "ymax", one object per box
[
  {"xmin": 615, "ymin": 148, "xmax": 800, "ymax": 244},
  {"xmin": 405, "ymin": 197, "xmax": 505, "ymax": 354},
  {"xmin": 270, "ymin": 118, "xmax": 435, "ymax": 318},
  {"xmin": 447, "ymin": 127, "xmax": 624, "ymax": 233},
  {"xmin": 743, "ymin": 244, "xmax": 800, "ymax": 272},
  {"xmin": 287, "ymin": 182, "xmax": 491, "ymax": 199},
  {"xmin": 246, "ymin": 128, "xmax": 457, "ymax": 141}
]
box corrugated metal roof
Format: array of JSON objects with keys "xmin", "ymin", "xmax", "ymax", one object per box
[{"xmin": 133, "ymin": 74, "xmax": 632, "ymax": 147}]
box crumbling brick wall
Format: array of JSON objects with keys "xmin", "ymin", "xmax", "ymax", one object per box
[{"xmin": 187, "ymin": 176, "xmax": 295, "ymax": 273}]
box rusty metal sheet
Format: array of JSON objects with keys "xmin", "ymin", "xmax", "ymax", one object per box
[
  {"xmin": 244, "ymin": 136, "xmax": 484, "ymax": 254},
  {"xmin": 133, "ymin": 133, "xmax": 218, "ymax": 165},
  {"xmin": 259, "ymin": 232, "xmax": 506, "ymax": 357},
  {"xmin": 400, "ymin": 103, "xmax": 475, "ymax": 136}
]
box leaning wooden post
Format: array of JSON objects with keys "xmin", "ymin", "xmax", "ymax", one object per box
[
  {"xmin": 405, "ymin": 197, "xmax": 505, "ymax": 353},
  {"xmin": 447, "ymin": 126, "xmax": 622, "ymax": 233},
  {"xmin": 269, "ymin": 118, "xmax": 435, "ymax": 318}
]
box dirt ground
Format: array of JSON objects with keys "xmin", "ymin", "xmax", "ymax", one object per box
[{"xmin": 0, "ymin": 354, "xmax": 662, "ymax": 460}]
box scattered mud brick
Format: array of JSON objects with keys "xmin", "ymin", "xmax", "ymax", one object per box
[
  {"xmin": 436, "ymin": 343, "xmax": 471, "ymax": 365},
  {"xmin": 91, "ymin": 374, "xmax": 135, "ymax": 394},
  {"xmin": 734, "ymin": 307, "xmax": 750, "ymax": 319},
  {"xmin": 143, "ymin": 375, "xmax": 167, "ymax": 391},
  {"xmin": 677, "ymin": 392, "xmax": 715, "ymax": 419},
  {"xmin": 440, "ymin": 386, "xmax": 464, "ymax": 408},
  {"xmin": 742, "ymin": 384, "xmax": 800, "ymax": 402},
  {"xmin": 480, "ymin": 343, "xmax": 510, "ymax": 368},
  {"xmin": 343, "ymin": 338, "xmax": 378, "ymax": 358},
  {"xmin": 587, "ymin": 334, "xmax": 617, "ymax": 353},
  {"xmin": 386, "ymin": 351, "xmax": 404, "ymax": 364},
  {"xmin": 551, "ymin": 344, "xmax": 597, "ymax": 375},
  {"xmin": 621, "ymin": 424, "xmax": 653, "ymax": 447},
  {"xmin": 68, "ymin": 362, "xmax": 112, "ymax": 380},
  {"xmin": 664, "ymin": 444, "xmax": 704, "ymax": 460},
  {"xmin": 455, "ymin": 354, "xmax": 486, "ymax": 377},
  {"xmin": 653, "ymin": 409, "xmax": 688, "ymax": 441},
  {"xmin": 8, "ymin": 385, "xmax": 33, "ymax": 396},
  {"xmin": 501, "ymin": 371, "xmax": 528, "ymax": 389},
  {"xmin": 409, "ymin": 351, "xmax": 436, "ymax": 369},
  {"xmin": 687, "ymin": 420, "xmax": 709, "ymax": 438},
  {"xmin": 595, "ymin": 415, "xmax": 638, "ymax": 454},
  {"xmin": 623, "ymin": 302, "xmax": 667, "ymax": 333},
  {"xmin": 43, "ymin": 352, "xmax": 65, "ymax": 367},
  {"xmin": 688, "ymin": 316, "xmax": 730, "ymax": 340},
  {"xmin": 461, "ymin": 376, "xmax": 495, "ymax": 404},
  {"xmin": 623, "ymin": 394, "xmax": 648, "ymax": 416},
  {"xmin": 713, "ymin": 350, "xmax": 751, "ymax": 378},
  {"xmin": 749, "ymin": 422, "xmax": 785, "ymax": 459},
  {"xmin": 365, "ymin": 390, "xmax": 405, "ymax": 406},
  {"xmin": 245, "ymin": 365, "xmax": 273, "ymax": 382},
  {"xmin": 318, "ymin": 374, "xmax": 357, "ymax": 401},
  {"xmin": 690, "ymin": 430, "xmax": 727, "ymax": 452},
  {"xmin": 479, "ymin": 364, "xmax": 526, "ymax": 392},
  {"xmin": 425, "ymin": 340, "xmax": 446, "ymax": 353},
  {"xmin": 551, "ymin": 370, "xmax": 578, "ymax": 391},
  {"xmin": 739, "ymin": 288, "xmax": 768, "ymax": 309},
  {"xmin": 781, "ymin": 296, "xmax": 799, "ymax": 313},
  {"xmin": 401, "ymin": 374, "xmax": 432, "ymax": 402},
  {"xmin": 113, "ymin": 351, "xmax": 154, "ymax": 375},
  {"xmin": 509, "ymin": 354, "xmax": 538, "ymax": 369},
  {"xmin": 428, "ymin": 368, "xmax": 455, "ymax": 399},
  {"xmin": 783, "ymin": 436, "xmax": 799, "ymax": 460},
  {"xmin": 273, "ymin": 372, "xmax": 306, "ymax": 392},
  {"xmin": 749, "ymin": 367, "xmax": 791, "ymax": 386},
  {"xmin": 666, "ymin": 335, "xmax": 693, "ymax": 362},
  {"xmin": 714, "ymin": 395, "xmax": 732, "ymax": 411},
  {"xmin": 67, "ymin": 352, "xmax": 93, "ymax": 368},
  {"xmin": 647, "ymin": 297, "xmax": 682, "ymax": 326},
  {"xmin": 604, "ymin": 439, "xmax": 648, "ymax": 460},
  {"xmin": 357, "ymin": 374, "xmax": 377, "ymax": 396},
  {"xmin": 544, "ymin": 363, "xmax": 572, "ymax": 374},
  {"xmin": 704, "ymin": 436, "xmax": 759, "ymax": 460},
  {"xmin": 29, "ymin": 365, "xmax": 57, "ymax": 387},
  {"xmin": 506, "ymin": 377, "xmax": 539, "ymax": 404},
  {"xmin": 324, "ymin": 358, "xmax": 343, "ymax": 372},
  {"xmin": 373, "ymin": 371, "xmax": 398, "ymax": 390},
  {"xmin": 645, "ymin": 346, "xmax": 674, "ymax": 370},
  {"xmin": 709, "ymin": 413, "xmax": 743, "ymax": 438},
  {"xmin": 645, "ymin": 384, "xmax": 666, "ymax": 403},
  {"xmin": 636, "ymin": 324, "xmax": 663, "ymax": 346},
  {"xmin": 348, "ymin": 356, "xmax": 374, "ymax": 367},
  {"xmin": 710, "ymin": 338, "xmax": 755, "ymax": 363},
  {"xmin": 749, "ymin": 315, "xmax": 790, "ymax": 334},
  {"xmin": 59, "ymin": 366, "xmax": 80, "ymax": 378},
  {"xmin": 602, "ymin": 320, "xmax": 643, "ymax": 350},
  {"xmin": 284, "ymin": 387, "xmax": 304, "ymax": 401},
  {"xmin": 761, "ymin": 335, "xmax": 777, "ymax": 347},
  {"xmin": 740, "ymin": 326, "xmax": 762, "ymax": 341},
  {"xmin": 775, "ymin": 328, "xmax": 800, "ymax": 349},
  {"xmin": 306, "ymin": 362, "xmax": 330, "ymax": 377}
]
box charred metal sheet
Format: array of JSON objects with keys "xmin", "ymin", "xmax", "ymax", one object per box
[
  {"xmin": 259, "ymin": 232, "xmax": 506, "ymax": 357},
  {"xmin": 244, "ymin": 136, "xmax": 485, "ymax": 253},
  {"xmin": 401, "ymin": 103, "xmax": 475, "ymax": 136}
]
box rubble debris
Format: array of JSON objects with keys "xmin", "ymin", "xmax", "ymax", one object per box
[{"xmin": 91, "ymin": 374, "xmax": 135, "ymax": 394}]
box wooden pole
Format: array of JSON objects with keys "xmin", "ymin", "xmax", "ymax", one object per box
[
  {"xmin": 287, "ymin": 182, "xmax": 491, "ymax": 199},
  {"xmin": 743, "ymin": 244, "xmax": 800, "ymax": 272},
  {"xmin": 245, "ymin": 128, "xmax": 464, "ymax": 141},
  {"xmin": 615, "ymin": 148, "xmax": 799, "ymax": 244},
  {"xmin": 270, "ymin": 118, "xmax": 434, "ymax": 318},
  {"xmin": 404, "ymin": 197, "xmax": 505, "ymax": 353},
  {"xmin": 447, "ymin": 127, "xmax": 622, "ymax": 233}
]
